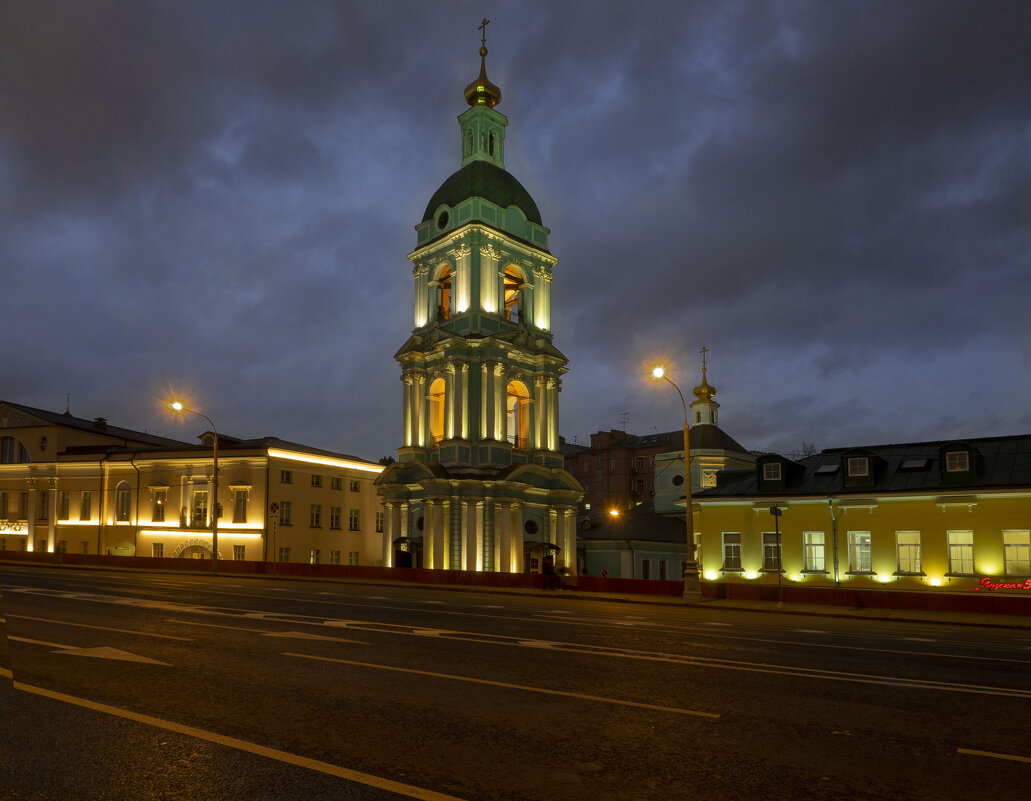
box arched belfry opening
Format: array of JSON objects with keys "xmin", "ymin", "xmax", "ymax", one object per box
[{"xmin": 376, "ymin": 25, "xmax": 583, "ymax": 576}]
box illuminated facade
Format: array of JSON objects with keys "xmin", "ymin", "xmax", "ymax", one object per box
[
  {"xmin": 376, "ymin": 40, "xmax": 582, "ymax": 573},
  {"xmin": 692, "ymin": 434, "xmax": 1031, "ymax": 592},
  {"xmin": 0, "ymin": 401, "xmax": 384, "ymax": 565}
]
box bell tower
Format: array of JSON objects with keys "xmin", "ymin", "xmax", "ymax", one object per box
[{"xmin": 376, "ymin": 25, "xmax": 583, "ymax": 574}]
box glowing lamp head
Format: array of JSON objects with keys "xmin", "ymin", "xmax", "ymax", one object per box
[
  {"xmin": 608, "ymin": 509, "xmax": 620, "ymax": 517},
  {"xmin": 651, "ymin": 366, "xmax": 665, "ymax": 379},
  {"xmin": 169, "ymin": 401, "xmax": 184, "ymax": 412}
]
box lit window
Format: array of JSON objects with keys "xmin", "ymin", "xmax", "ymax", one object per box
[
  {"xmin": 116, "ymin": 482, "xmax": 131, "ymax": 522},
  {"xmin": 429, "ymin": 377, "xmax": 446, "ymax": 444},
  {"xmin": 846, "ymin": 457, "xmax": 869, "ymax": 477},
  {"xmin": 506, "ymin": 380, "xmax": 530, "ymax": 449},
  {"xmin": 803, "ymin": 532, "xmax": 825, "ymax": 572},
  {"xmin": 310, "ymin": 548, "xmax": 321, "ymax": 565},
  {"xmin": 762, "ymin": 532, "xmax": 782, "ymax": 571},
  {"xmin": 945, "ymin": 451, "xmax": 970, "ymax": 472},
  {"xmin": 1003, "ymin": 531, "xmax": 1030, "ymax": 575},
  {"xmin": 896, "ymin": 532, "xmax": 922, "ymax": 574},
  {"xmin": 763, "ymin": 462, "xmax": 782, "ymax": 481},
  {"xmin": 503, "ymin": 266, "xmax": 523, "ymax": 322},
  {"xmin": 152, "ymin": 488, "xmax": 166, "ymax": 523},
  {"xmin": 848, "ymin": 532, "xmax": 872, "ymax": 572},
  {"xmin": 947, "ymin": 531, "xmax": 974, "ymax": 575},
  {"xmin": 722, "ymin": 533, "xmax": 742, "ymax": 571}
]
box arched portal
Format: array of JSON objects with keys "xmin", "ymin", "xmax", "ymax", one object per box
[
  {"xmin": 506, "ymin": 380, "xmax": 530, "ymax": 450},
  {"xmin": 428, "ymin": 378, "xmax": 446, "ymax": 444}
]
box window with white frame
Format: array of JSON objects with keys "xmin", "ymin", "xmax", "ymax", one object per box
[
  {"xmin": 375, "ymin": 511, "xmax": 384, "ymax": 533},
  {"xmin": 348, "ymin": 508, "xmax": 360, "ymax": 531},
  {"xmin": 280, "ymin": 500, "xmax": 292, "ymax": 525},
  {"xmin": 348, "ymin": 551, "xmax": 359, "ymax": 566},
  {"xmin": 848, "ymin": 531, "xmax": 873, "ymax": 572},
  {"xmin": 330, "ymin": 550, "xmax": 341, "ymax": 565},
  {"xmin": 331, "ymin": 477, "xmax": 342, "ymax": 491},
  {"xmin": 762, "ymin": 532, "xmax": 782, "ymax": 571},
  {"xmin": 310, "ymin": 504, "xmax": 322, "ymax": 528},
  {"xmin": 896, "ymin": 531, "xmax": 922, "ymax": 574},
  {"xmin": 18, "ymin": 492, "xmax": 27, "ymax": 519},
  {"xmin": 947, "ymin": 531, "xmax": 974, "ymax": 575},
  {"xmin": 803, "ymin": 531, "xmax": 826, "ymax": 572},
  {"xmin": 846, "ymin": 457, "xmax": 869, "ymax": 477},
  {"xmin": 349, "ymin": 479, "xmax": 361, "ymax": 492},
  {"xmin": 1003, "ymin": 531, "xmax": 1030, "ymax": 575},
  {"xmin": 280, "ymin": 470, "xmax": 292, "ymax": 484},
  {"xmin": 80, "ymin": 491, "xmax": 91, "ymax": 521},
  {"xmin": 233, "ymin": 545, "xmax": 245, "ymax": 561},
  {"xmin": 945, "ymin": 451, "xmax": 970, "ymax": 472},
  {"xmin": 762, "ymin": 462, "xmax": 782, "ymax": 481},
  {"xmin": 152, "ymin": 543, "xmax": 163, "ymax": 558},
  {"xmin": 38, "ymin": 492, "xmax": 48, "ymax": 520},
  {"xmin": 80, "ymin": 540, "xmax": 89, "ymax": 554},
  {"xmin": 722, "ymin": 533, "xmax": 742, "ymax": 571},
  {"xmin": 329, "ymin": 506, "xmax": 342, "ymax": 529},
  {"xmin": 311, "ymin": 474, "xmax": 322, "ymax": 488},
  {"xmin": 233, "ymin": 490, "xmax": 247, "ymax": 524},
  {"xmin": 58, "ymin": 491, "xmax": 70, "ymax": 520},
  {"xmin": 310, "ymin": 548, "xmax": 321, "ymax": 565},
  {"xmin": 278, "ymin": 547, "xmax": 290, "ymax": 563}
]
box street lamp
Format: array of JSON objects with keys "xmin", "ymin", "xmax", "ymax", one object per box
[
  {"xmin": 651, "ymin": 366, "xmax": 701, "ymax": 599},
  {"xmin": 169, "ymin": 401, "xmax": 219, "ymax": 575}
]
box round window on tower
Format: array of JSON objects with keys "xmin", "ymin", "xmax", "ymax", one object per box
[
  {"xmin": 672, "ymin": 474, "xmax": 685, "ymax": 487},
  {"xmin": 437, "ymin": 211, "xmax": 449, "ymax": 230}
]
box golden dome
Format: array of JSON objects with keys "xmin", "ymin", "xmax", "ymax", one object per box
[
  {"xmin": 693, "ymin": 369, "xmax": 716, "ymax": 402},
  {"xmin": 464, "ymin": 46, "xmax": 502, "ymax": 108}
]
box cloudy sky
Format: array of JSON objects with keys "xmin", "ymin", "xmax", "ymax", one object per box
[{"xmin": 3, "ymin": 1, "xmax": 1029, "ymax": 462}]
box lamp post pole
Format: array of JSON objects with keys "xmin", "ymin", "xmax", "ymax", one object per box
[
  {"xmin": 170, "ymin": 402, "xmax": 219, "ymax": 575},
  {"xmin": 652, "ymin": 368, "xmax": 701, "ymax": 599}
]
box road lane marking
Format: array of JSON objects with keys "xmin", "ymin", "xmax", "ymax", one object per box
[
  {"xmin": 10, "ymin": 680, "xmax": 469, "ymax": 801},
  {"xmin": 957, "ymin": 748, "xmax": 1031, "ymax": 764},
  {"xmin": 285, "ymin": 653, "xmax": 720, "ymax": 719},
  {"xmin": 166, "ymin": 619, "xmax": 367, "ymax": 644},
  {"xmin": 9, "ymin": 636, "xmax": 169, "ymax": 665},
  {"xmin": 7, "ymin": 614, "xmax": 193, "ymax": 641}
]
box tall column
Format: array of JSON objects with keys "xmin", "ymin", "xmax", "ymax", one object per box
[
  {"xmin": 479, "ymin": 244, "xmax": 500, "ymax": 313},
  {"xmin": 402, "ymin": 375, "xmax": 413, "ymax": 447},
  {"xmin": 465, "ymin": 500, "xmax": 482, "ymax": 572},
  {"xmin": 460, "ymin": 364, "xmax": 469, "ymax": 440},
  {"xmin": 563, "ymin": 509, "xmax": 577, "ymax": 575},
  {"xmin": 483, "ymin": 499, "xmax": 495, "ymax": 572},
  {"xmin": 47, "ymin": 478, "xmax": 57, "ymax": 552},
  {"xmin": 510, "ymin": 502, "xmax": 523, "ymax": 572},
  {"xmin": 547, "ymin": 378, "xmax": 559, "ymax": 452},
  {"xmin": 483, "ymin": 361, "xmax": 494, "ymax": 441},
  {"xmin": 498, "ymin": 502, "xmax": 511, "ymax": 572},
  {"xmin": 535, "ymin": 376, "xmax": 547, "ymax": 451},
  {"xmin": 548, "ymin": 508, "xmax": 558, "ymax": 548},
  {"xmin": 25, "ymin": 479, "xmax": 36, "ymax": 552},
  {"xmin": 423, "ymin": 499, "xmax": 436, "ymax": 569},
  {"xmin": 445, "ymin": 363, "xmax": 456, "ymax": 440},
  {"xmin": 449, "ymin": 243, "xmax": 472, "ymax": 312},
  {"xmin": 432, "ymin": 499, "xmax": 446, "ymax": 570},
  {"xmin": 414, "ymin": 374, "xmax": 426, "ymax": 448},
  {"xmin": 449, "ymin": 496, "xmax": 462, "ymax": 568},
  {"xmin": 494, "ymin": 364, "xmax": 505, "ymax": 442}
]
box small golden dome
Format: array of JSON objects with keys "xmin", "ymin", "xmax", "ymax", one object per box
[
  {"xmin": 693, "ymin": 370, "xmax": 716, "ymax": 402},
  {"xmin": 464, "ymin": 46, "xmax": 502, "ymax": 108}
]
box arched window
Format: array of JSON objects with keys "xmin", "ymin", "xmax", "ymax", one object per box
[
  {"xmin": 489, "ymin": 132, "xmax": 495, "ymax": 157},
  {"xmin": 428, "ymin": 377, "xmax": 446, "ymax": 444},
  {"xmin": 506, "ymin": 380, "xmax": 530, "ymax": 449},
  {"xmin": 503, "ymin": 267, "xmax": 523, "ymax": 322},
  {"xmin": 115, "ymin": 481, "xmax": 131, "ymax": 522},
  {"xmin": 0, "ymin": 437, "xmax": 29, "ymax": 464},
  {"xmin": 436, "ymin": 267, "xmax": 452, "ymax": 321}
]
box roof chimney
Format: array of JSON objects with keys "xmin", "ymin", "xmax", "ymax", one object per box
[{"xmin": 93, "ymin": 417, "xmax": 107, "ymax": 430}]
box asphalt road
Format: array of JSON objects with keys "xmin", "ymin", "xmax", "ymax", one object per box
[{"xmin": 1, "ymin": 566, "xmax": 1029, "ymax": 800}]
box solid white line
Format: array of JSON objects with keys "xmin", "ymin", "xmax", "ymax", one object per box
[
  {"xmin": 957, "ymin": 747, "xmax": 1031, "ymax": 764},
  {"xmin": 7, "ymin": 614, "xmax": 193, "ymax": 640},
  {"xmin": 11, "ymin": 680, "xmax": 469, "ymax": 801},
  {"xmin": 286, "ymin": 652, "xmax": 720, "ymax": 719}
]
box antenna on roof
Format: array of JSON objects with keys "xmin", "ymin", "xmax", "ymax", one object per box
[
  {"xmin": 620, "ymin": 412, "xmax": 630, "ymax": 431},
  {"xmin": 64, "ymin": 393, "xmax": 72, "ymax": 416}
]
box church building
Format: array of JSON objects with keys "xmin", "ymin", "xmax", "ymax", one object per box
[{"xmin": 375, "ymin": 34, "xmax": 583, "ymax": 573}]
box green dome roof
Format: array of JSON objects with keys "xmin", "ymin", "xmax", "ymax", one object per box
[{"xmin": 422, "ymin": 161, "xmax": 542, "ymax": 225}]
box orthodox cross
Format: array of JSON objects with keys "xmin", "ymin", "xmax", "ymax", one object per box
[
  {"xmin": 479, "ymin": 18, "xmax": 490, "ymax": 47},
  {"xmin": 700, "ymin": 346, "xmax": 708, "ymax": 372}
]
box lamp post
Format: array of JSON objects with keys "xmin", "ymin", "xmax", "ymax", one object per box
[
  {"xmin": 651, "ymin": 366, "xmax": 701, "ymax": 599},
  {"xmin": 170, "ymin": 401, "xmax": 219, "ymax": 575}
]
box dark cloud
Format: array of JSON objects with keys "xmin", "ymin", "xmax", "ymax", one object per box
[{"xmin": 2, "ymin": 0, "xmax": 1029, "ymax": 460}]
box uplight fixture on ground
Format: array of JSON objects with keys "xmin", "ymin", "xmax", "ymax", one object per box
[
  {"xmin": 650, "ymin": 364, "xmax": 701, "ymax": 599},
  {"xmin": 169, "ymin": 400, "xmax": 220, "ymax": 575}
]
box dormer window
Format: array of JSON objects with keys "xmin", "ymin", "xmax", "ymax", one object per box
[
  {"xmin": 846, "ymin": 457, "xmax": 869, "ymax": 477},
  {"xmin": 945, "ymin": 451, "xmax": 970, "ymax": 472},
  {"xmin": 763, "ymin": 463, "xmax": 782, "ymax": 482}
]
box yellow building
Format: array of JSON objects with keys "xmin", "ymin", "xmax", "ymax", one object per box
[
  {"xmin": 0, "ymin": 401, "xmax": 384, "ymax": 565},
  {"xmin": 694, "ymin": 436, "xmax": 1031, "ymax": 593}
]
